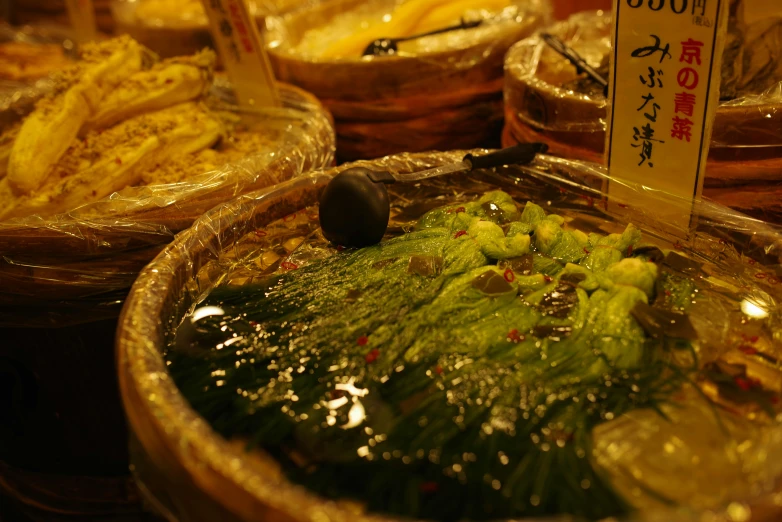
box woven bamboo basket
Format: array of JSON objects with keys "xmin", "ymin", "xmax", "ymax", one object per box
[
  {"xmin": 118, "ymin": 151, "xmax": 782, "ymax": 522},
  {"xmin": 0, "ymin": 81, "xmax": 334, "ymax": 521},
  {"xmin": 502, "ymin": 11, "xmax": 782, "ymax": 223},
  {"xmin": 110, "ymin": 0, "xmax": 315, "ymax": 59},
  {"xmin": 266, "ymin": 0, "xmax": 550, "ymax": 161}
]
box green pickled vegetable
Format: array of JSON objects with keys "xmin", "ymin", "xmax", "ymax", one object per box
[{"xmin": 168, "ymin": 191, "xmax": 698, "ymax": 522}]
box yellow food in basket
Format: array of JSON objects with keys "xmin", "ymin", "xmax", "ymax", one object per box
[
  {"xmin": 135, "ymin": 0, "xmax": 209, "ymax": 26},
  {"xmin": 0, "ymin": 102, "xmax": 223, "ymax": 220},
  {"xmin": 0, "ymin": 36, "xmax": 277, "ymax": 220},
  {"xmin": 0, "ymin": 41, "xmax": 73, "ymax": 81},
  {"xmin": 83, "ymin": 50, "xmax": 214, "ymax": 133},
  {"xmin": 320, "ymin": 0, "xmax": 513, "ymax": 58},
  {"xmin": 7, "ymin": 36, "xmax": 149, "ymax": 196}
]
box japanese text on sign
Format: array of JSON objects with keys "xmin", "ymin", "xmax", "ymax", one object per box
[
  {"xmin": 606, "ymin": 0, "xmax": 727, "ymax": 231},
  {"xmin": 199, "ymin": 0, "xmax": 279, "ymax": 107}
]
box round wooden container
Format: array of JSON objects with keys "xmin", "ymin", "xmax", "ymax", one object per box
[
  {"xmin": 0, "ymin": 82, "xmax": 334, "ymax": 520},
  {"xmin": 266, "ymin": 0, "xmax": 550, "ymax": 161},
  {"xmin": 502, "ymin": 11, "xmax": 782, "ymax": 222},
  {"xmin": 111, "ymin": 0, "xmax": 314, "ymax": 59},
  {"xmin": 118, "ymin": 152, "xmax": 782, "ymax": 522}
]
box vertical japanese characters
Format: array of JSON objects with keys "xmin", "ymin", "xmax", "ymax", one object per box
[
  {"xmin": 630, "ymin": 35, "xmax": 671, "ymax": 167},
  {"xmin": 670, "ymin": 39, "xmax": 703, "ymax": 142}
]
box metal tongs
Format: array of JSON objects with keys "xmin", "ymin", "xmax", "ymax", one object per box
[
  {"xmin": 319, "ymin": 143, "xmax": 549, "ymax": 247},
  {"xmin": 541, "ymin": 33, "xmax": 609, "ymax": 97},
  {"xmin": 363, "ymin": 18, "xmax": 483, "ymax": 56}
]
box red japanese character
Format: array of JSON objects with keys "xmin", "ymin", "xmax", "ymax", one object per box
[
  {"xmin": 677, "ymin": 67, "xmax": 699, "ymax": 90},
  {"xmin": 679, "ymin": 38, "xmax": 703, "ymax": 65},
  {"xmin": 673, "ymin": 92, "xmax": 697, "ymax": 116},
  {"xmin": 671, "ymin": 116, "xmax": 694, "ymax": 142}
]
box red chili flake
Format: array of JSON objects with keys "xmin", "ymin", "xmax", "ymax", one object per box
[
  {"xmin": 739, "ymin": 345, "xmax": 758, "ymax": 355},
  {"xmin": 617, "ymin": 203, "xmax": 629, "ymax": 209},
  {"xmin": 329, "ymin": 389, "xmax": 347, "ymax": 400},
  {"xmin": 741, "ymin": 334, "xmax": 759, "ymax": 344},
  {"xmin": 455, "ymin": 207, "xmax": 466, "ymax": 213},
  {"xmin": 249, "ymin": 320, "xmax": 258, "ymax": 326},
  {"xmin": 357, "ymin": 335, "xmax": 369, "ymax": 346},
  {"xmin": 673, "ymin": 241, "xmax": 683, "ymax": 250},
  {"xmin": 365, "ymin": 348, "xmax": 380, "ymax": 364},
  {"xmin": 772, "ymin": 396, "xmax": 780, "ymax": 405},
  {"xmin": 507, "ymin": 329, "xmax": 524, "ymax": 343},
  {"xmin": 283, "ymin": 213, "xmax": 297, "ymax": 222},
  {"xmin": 734, "ymin": 376, "xmax": 760, "ymax": 391},
  {"xmin": 503, "ymin": 268, "xmax": 515, "ymax": 283},
  {"xmin": 747, "ymin": 259, "xmax": 757, "ymax": 266},
  {"xmin": 664, "ymin": 290, "xmax": 672, "ymax": 297},
  {"xmin": 280, "ymin": 261, "xmax": 298, "ymax": 270},
  {"xmin": 115, "ymin": 158, "xmax": 122, "ymax": 165},
  {"xmin": 337, "ymin": 245, "xmax": 345, "ymax": 252},
  {"xmin": 254, "ymin": 230, "xmax": 268, "ymax": 237},
  {"xmin": 544, "ymin": 275, "xmax": 553, "ymax": 283},
  {"xmin": 165, "ymin": 78, "xmax": 174, "ymax": 84},
  {"xmin": 769, "ymin": 277, "xmax": 780, "ymax": 285},
  {"xmin": 419, "ymin": 482, "xmax": 439, "ymax": 493},
  {"xmin": 626, "ymin": 245, "xmax": 634, "ymax": 256},
  {"xmin": 755, "ymin": 272, "xmax": 767, "ymax": 280},
  {"xmin": 583, "ymin": 247, "xmax": 591, "ymax": 255},
  {"xmin": 454, "ymin": 230, "xmax": 468, "ymax": 239},
  {"xmin": 435, "ymin": 365, "xmax": 443, "ymax": 375},
  {"xmin": 578, "ymin": 194, "xmax": 595, "ymax": 207},
  {"xmin": 558, "ymin": 186, "xmax": 567, "ymax": 194}
]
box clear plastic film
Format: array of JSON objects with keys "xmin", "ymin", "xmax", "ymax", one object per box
[
  {"xmin": 0, "ymin": 23, "xmax": 78, "ymax": 129},
  {"xmin": 503, "ymin": 9, "xmax": 782, "ymax": 222},
  {"xmin": 264, "ymin": 0, "xmax": 552, "ymax": 160},
  {"xmin": 0, "ymin": 78, "xmax": 335, "ymax": 328},
  {"xmin": 111, "ymin": 0, "xmax": 321, "ymax": 58},
  {"xmin": 119, "ymin": 150, "xmax": 782, "ymax": 522}
]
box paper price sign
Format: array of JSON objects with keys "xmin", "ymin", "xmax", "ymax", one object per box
[
  {"xmin": 606, "ymin": 0, "xmax": 727, "ymax": 231},
  {"xmin": 200, "ymin": 0, "xmax": 280, "ymax": 108}
]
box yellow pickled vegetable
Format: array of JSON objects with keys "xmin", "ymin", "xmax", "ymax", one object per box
[
  {"xmin": 410, "ymin": 0, "xmax": 511, "ymax": 35},
  {"xmin": 321, "ymin": 0, "xmax": 466, "ymax": 58}
]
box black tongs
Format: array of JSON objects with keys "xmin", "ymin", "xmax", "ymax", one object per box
[
  {"xmin": 319, "ymin": 143, "xmax": 549, "ymax": 247},
  {"xmin": 541, "ymin": 32, "xmax": 609, "ymax": 97},
  {"xmin": 362, "ymin": 18, "xmax": 483, "ymax": 56}
]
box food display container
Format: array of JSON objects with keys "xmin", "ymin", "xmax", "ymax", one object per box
[
  {"xmin": 266, "ymin": 0, "xmax": 551, "ymax": 161},
  {"xmin": 503, "ymin": 10, "xmax": 782, "ymax": 223},
  {"xmin": 10, "ymin": 0, "xmax": 116, "ymax": 33},
  {"xmin": 0, "ymin": 23, "xmax": 79, "ymax": 130},
  {"xmin": 119, "ymin": 150, "xmax": 782, "ymax": 522},
  {"xmin": 111, "ymin": 0, "xmax": 316, "ymax": 58},
  {"xmin": 0, "ymin": 37, "xmax": 334, "ymax": 520}
]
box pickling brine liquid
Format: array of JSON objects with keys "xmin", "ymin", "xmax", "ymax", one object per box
[{"xmin": 166, "ymin": 171, "xmax": 782, "ymax": 521}]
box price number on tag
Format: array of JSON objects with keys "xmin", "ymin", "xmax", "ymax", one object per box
[{"xmin": 626, "ymin": 0, "xmax": 701, "ymax": 14}]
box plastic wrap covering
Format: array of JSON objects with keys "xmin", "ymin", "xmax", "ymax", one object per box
[
  {"xmin": 0, "ymin": 80, "xmax": 334, "ymax": 328},
  {"xmin": 119, "ymin": 150, "xmax": 782, "ymax": 522},
  {"xmin": 111, "ymin": 0, "xmax": 320, "ymax": 58},
  {"xmin": 0, "ymin": 23, "xmax": 78, "ymax": 129},
  {"xmin": 503, "ymin": 10, "xmax": 782, "ymax": 223},
  {"xmin": 265, "ymin": 0, "xmax": 551, "ymax": 161}
]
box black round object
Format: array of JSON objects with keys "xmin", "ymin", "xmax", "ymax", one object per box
[
  {"xmin": 319, "ymin": 167, "xmax": 393, "ymax": 248},
  {"xmin": 362, "ymin": 38, "xmax": 398, "ymax": 56}
]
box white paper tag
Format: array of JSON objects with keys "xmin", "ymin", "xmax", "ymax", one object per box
[
  {"xmin": 200, "ymin": 0, "xmax": 280, "ymax": 108},
  {"xmin": 605, "ymin": 0, "xmax": 728, "ymax": 232}
]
